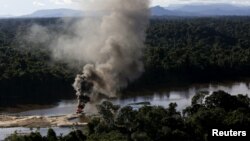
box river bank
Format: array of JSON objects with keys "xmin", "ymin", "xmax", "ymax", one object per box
[{"xmin": 0, "ymin": 114, "xmax": 88, "ymax": 128}]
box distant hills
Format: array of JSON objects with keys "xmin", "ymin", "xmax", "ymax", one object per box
[
  {"xmin": 1, "ymin": 4, "xmax": 250, "ymax": 18},
  {"xmin": 150, "ymin": 6, "xmax": 192, "ymax": 16},
  {"xmin": 152, "ymin": 4, "xmax": 250, "ymax": 16},
  {"xmin": 23, "ymin": 8, "xmax": 83, "ymax": 18}
]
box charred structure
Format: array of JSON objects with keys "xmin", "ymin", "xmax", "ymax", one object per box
[
  {"xmin": 70, "ymin": 0, "xmax": 150, "ymax": 113},
  {"xmin": 35, "ymin": 0, "xmax": 150, "ymax": 114},
  {"xmin": 73, "ymin": 74, "xmax": 92, "ymax": 114}
]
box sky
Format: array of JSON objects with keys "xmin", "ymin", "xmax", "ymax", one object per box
[{"xmin": 1, "ymin": 0, "xmax": 250, "ymax": 16}]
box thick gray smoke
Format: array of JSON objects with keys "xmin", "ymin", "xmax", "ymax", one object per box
[
  {"xmin": 26, "ymin": 0, "xmax": 150, "ymax": 104},
  {"xmin": 68, "ymin": 0, "xmax": 150, "ymax": 98}
]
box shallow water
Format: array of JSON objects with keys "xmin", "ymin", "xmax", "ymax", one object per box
[
  {"xmin": 1, "ymin": 80, "xmax": 250, "ymax": 140},
  {"xmin": 13, "ymin": 81, "xmax": 250, "ymax": 116}
]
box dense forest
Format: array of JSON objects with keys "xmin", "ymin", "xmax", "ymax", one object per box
[
  {"xmin": 0, "ymin": 18, "xmax": 76, "ymax": 106},
  {"xmin": 142, "ymin": 16, "xmax": 250, "ymax": 85},
  {"xmin": 1, "ymin": 17, "xmax": 250, "ymax": 105},
  {"xmin": 5, "ymin": 90, "xmax": 250, "ymax": 141}
]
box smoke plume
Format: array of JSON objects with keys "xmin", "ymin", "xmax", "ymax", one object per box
[
  {"xmin": 68, "ymin": 0, "xmax": 150, "ymax": 98},
  {"xmin": 26, "ymin": 0, "xmax": 150, "ymax": 99}
]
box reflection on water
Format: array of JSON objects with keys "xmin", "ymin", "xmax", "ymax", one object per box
[
  {"xmin": 13, "ymin": 81, "xmax": 250, "ymax": 116},
  {"xmin": 17, "ymin": 100, "xmax": 78, "ymax": 116},
  {"xmin": 1, "ymin": 81, "xmax": 250, "ymax": 140},
  {"xmin": 114, "ymin": 82, "xmax": 250, "ymax": 110}
]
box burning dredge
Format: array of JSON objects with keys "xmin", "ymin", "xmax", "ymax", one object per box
[
  {"xmin": 69, "ymin": 0, "xmax": 150, "ymax": 114},
  {"xmin": 73, "ymin": 74, "xmax": 93, "ymax": 114},
  {"xmin": 73, "ymin": 64, "xmax": 116, "ymax": 114}
]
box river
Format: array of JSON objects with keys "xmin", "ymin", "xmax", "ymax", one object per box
[{"xmin": 1, "ymin": 80, "xmax": 250, "ymax": 140}]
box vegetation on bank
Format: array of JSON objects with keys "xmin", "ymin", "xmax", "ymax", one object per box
[
  {"xmin": 1, "ymin": 17, "xmax": 250, "ymax": 103},
  {"xmin": 5, "ymin": 90, "xmax": 250, "ymax": 141}
]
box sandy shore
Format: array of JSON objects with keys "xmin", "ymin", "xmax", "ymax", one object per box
[{"xmin": 0, "ymin": 114, "xmax": 88, "ymax": 128}]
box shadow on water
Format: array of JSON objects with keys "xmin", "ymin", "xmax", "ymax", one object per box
[
  {"xmin": 1, "ymin": 78, "xmax": 250, "ymax": 115},
  {"xmin": 0, "ymin": 87, "xmax": 75, "ymax": 113},
  {"xmin": 113, "ymin": 79, "xmax": 250, "ymax": 110},
  {"xmin": 1, "ymin": 80, "xmax": 250, "ymax": 140}
]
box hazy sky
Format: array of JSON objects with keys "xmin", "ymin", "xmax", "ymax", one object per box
[{"xmin": 1, "ymin": 0, "xmax": 250, "ymax": 16}]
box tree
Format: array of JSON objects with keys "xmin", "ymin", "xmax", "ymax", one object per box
[
  {"xmin": 47, "ymin": 128, "xmax": 57, "ymax": 141},
  {"xmin": 63, "ymin": 130, "xmax": 87, "ymax": 141}
]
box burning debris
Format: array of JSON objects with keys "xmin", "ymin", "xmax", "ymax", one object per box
[
  {"xmin": 70, "ymin": 0, "xmax": 150, "ymax": 114},
  {"xmin": 24, "ymin": 0, "xmax": 150, "ymax": 114},
  {"xmin": 73, "ymin": 74, "xmax": 92, "ymax": 114}
]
